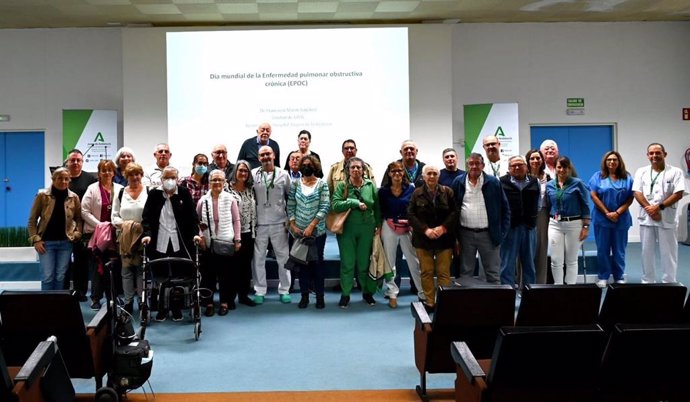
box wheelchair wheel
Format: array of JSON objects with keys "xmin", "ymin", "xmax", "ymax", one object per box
[
  {"xmin": 194, "ymin": 321, "xmax": 202, "ymax": 341},
  {"xmin": 95, "ymin": 386, "xmax": 119, "ymax": 402}
]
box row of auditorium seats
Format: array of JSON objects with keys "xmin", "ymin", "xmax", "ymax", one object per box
[
  {"xmin": 410, "ymin": 282, "xmax": 690, "ymax": 401},
  {"xmin": 1, "ymin": 336, "xmax": 75, "ymax": 402},
  {"xmin": 452, "ymin": 323, "xmax": 690, "ymax": 402},
  {"xmin": 0, "ymin": 290, "xmax": 112, "ymax": 393}
]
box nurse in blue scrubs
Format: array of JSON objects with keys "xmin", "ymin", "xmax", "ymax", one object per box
[{"xmin": 588, "ymin": 151, "xmax": 634, "ymax": 287}]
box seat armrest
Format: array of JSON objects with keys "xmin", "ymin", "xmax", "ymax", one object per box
[
  {"xmin": 13, "ymin": 339, "xmax": 57, "ymax": 387},
  {"xmin": 411, "ymin": 301, "xmax": 432, "ymax": 328},
  {"xmin": 451, "ymin": 342, "xmax": 486, "ymax": 383},
  {"xmin": 87, "ymin": 304, "xmax": 109, "ymax": 331}
]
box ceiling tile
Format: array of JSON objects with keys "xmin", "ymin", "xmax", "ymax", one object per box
[
  {"xmin": 298, "ymin": 1, "xmax": 338, "ymax": 13},
  {"xmin": 375, "ymin": 1, "xmax": 420, "ymax": 13},
  {"xmin": 135, "ymin": 4, "xmax": 182, "ymax": 14}
]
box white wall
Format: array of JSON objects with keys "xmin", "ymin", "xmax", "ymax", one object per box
[
  {"xmin": 0, "ymin": 28, "xmax": 122, "ymax": 179},
  {"xmin": 2, "ymin": 22, "xmax": 689, "ymax": 241},
  {"xmin": 452, "ymin": 22, "xmax": 690, "ymax": 241}
]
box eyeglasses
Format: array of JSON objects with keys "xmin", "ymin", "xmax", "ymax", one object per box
[
  {"xmin": 390, "ymin": 169, "xmax": 404, "ymax": 173},
  {"xmin": 213, "ymin": 151, "xmax": 227, "ymax": 155},
  {"xmin": 210, "ymin": 178, "xmax": 225, "ymax": 183},
  {"xmin": 237, "ymin": 168, "xmax": 249, "ymax": 173},
  {"xmin": 156, "ymin": 150, "xmax": 170, "ymax": 154},
  {"xmin": 196, "ymin": 162, "xmax": 208, "ymax": 166},
  {"xmin": 509, "ymin": 164, "xmax": 526, "ymax": 169},
  {"xmin": 483, "ymin": 142, "xmax": 498, "ymax": 147},
  {"xmin": 343, "ymin": 146, "xmax": 356, "ymax": 151}
]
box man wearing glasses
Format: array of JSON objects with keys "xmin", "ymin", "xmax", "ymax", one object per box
[
  {"xmin": 499, "ymin": 155, "xmax": 540, "ymax": 287},
  {"xmin": 237, "ymin": 122, "xmax": 281, "ymax": 169},
  {"xmin": 451, "ymin": 153, "xmax": 510, "ymax": 284},
  {"xmin": 482, "ymin": 135, "xmax": 509, "ymax": 177},
  {"xmin": 208, "ymin": 144, "xmax": 235, "ymax": 183},
  {"xmin": 381, "ymin": 140, "xmax": 426, "ymax": 188},
  {"xmin": 143, "ymin": 143, "xmax": 173, "ymax": 187},
  {"xmin": 327, "ymin": 139, "xmax": 375, "ymax": 196},
  {"xmin": 251, "ymin": 146, "xmax": 292, "ymax": 304}
]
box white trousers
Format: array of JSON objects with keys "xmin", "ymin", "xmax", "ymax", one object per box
[
  {"xmin": 380, "ymin": 223, "xmax": 421, "ymax": 300},
  {"xmin": 253, "ymin": 224, "xmax": 291, "ymax": 296},
  {"xmin": 640, "ymin": 225, "xmax": 678, "ymax": 283},
  {"xmin": 548, "ymin": 219, "xmax": 583, "ymax": 285}
]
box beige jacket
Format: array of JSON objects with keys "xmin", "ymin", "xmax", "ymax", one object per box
[
  {"xmin": 28, "ymin": 188, "xmax": 83, "ymax": 244},
  {"xmin": 368, "ymin": 235, "xmax": 392, "ymax": 281}
]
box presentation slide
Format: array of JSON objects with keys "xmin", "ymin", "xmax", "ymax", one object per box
[{"xmin": 166, "ymin": 27, "xmax": 409, "ymax": 181}]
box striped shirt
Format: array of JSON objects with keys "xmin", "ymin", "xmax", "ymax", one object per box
[{"xmin": 287, "ymin": 178, "xmax": 330, "ymax": 237}]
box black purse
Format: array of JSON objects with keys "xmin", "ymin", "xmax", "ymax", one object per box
[{"xmin": 205, "ymin": 199, "xmax": 235, "ymax": 256}]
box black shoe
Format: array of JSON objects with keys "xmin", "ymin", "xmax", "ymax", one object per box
[
  {"xmin": 338, "ymin": 295, "xmax": 350, "ymax": 309},
  {"xmin": 204, "ymin": 305, "xmax": 215, "ymax": 317},
  {"xmin": 171, "ymin": 309, "xmax": 183, "ymax": 322},
  {"xmin": 298, "ymin": 293, "xmax": 309, "ymax": 309},
  {"xmin": 316, "ymin": 294, "xmax": 325, "ymax": 309},
  {"xmin": 228, "ymin": 301, "xmax": 237, "ymax": 310},
  {"xmin": 155, "ymin": 309, "xmax": 168, "ymax": 322},
  {"xmin": 363, "ymin": 293, "xmax": 376, "ymax": 306},
  {"xmin": 75, "ymin": 291, "xmax": 88, "ymax": 302},
  {"xmin": 238, "ymin": 297, "xmax": 257, "ymax": 307},
  {"xmin": 90, "ymin": 300, "xmax": 101, "ymax": 311}
]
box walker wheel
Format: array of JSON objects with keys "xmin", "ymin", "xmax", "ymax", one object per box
[
  {"xmin": 95, "ymin": 386, "xmax": 119, "ymax": 402},
  {"xmin": 194, "ymin": 321, "xmax": 202, "ymax": 341}
]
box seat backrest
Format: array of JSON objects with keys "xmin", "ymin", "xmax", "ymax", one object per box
[
  {"xmin": 600, "ymin": 324, "xmax": 690, "ymax": 402},
  {"xmin": 487, "ymin": 325, "xmax": 607, "ymax": 402},
  {"xmin": 426, "ymin": 285, "xmax": 515, "ymax": 373},
  {"xmin": 598, "ymin": 283, "xmax": 687, "ymax": 332},
  {"xmin": 0, "ymin": 345, "xmax": 17, "ymax": 402},
  {"xmin": 516, "ymin": 284, "xmax": 602, "ymax": 326},
  {"xmin": 0, "ymin": 291, "xmax": 95, "ymax": 379}
]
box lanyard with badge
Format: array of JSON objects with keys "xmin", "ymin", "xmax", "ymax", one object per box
[
  {"xmin": 554, "ymin": 180, "xmax": 569, "ymax": 221},
  {"xmin": 648, "ymin": 168, "xmax": 663, "ymax": 199},
  {"xmin": 405, "ymin": 161, "xmax": 418, "ymax": 183},
  {"xmin": 260, "ymin": 169, "xmax": 275, "ymax": 207},
  {"xmin": 490, "ymin": 161, "xmax": 500, "ymax": 177}
]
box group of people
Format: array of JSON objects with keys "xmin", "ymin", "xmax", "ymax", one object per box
[{"xmin": 28, "ymin": 122, "xmax": 687, "ymax": 317}]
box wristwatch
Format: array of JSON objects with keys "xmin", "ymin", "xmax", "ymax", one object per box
[
  {"xmin": 583, "ymin": 225, "xmax": 590, "ymax": 229},
  {"xmin": 659, "ymin": 203, "xmax": 666, "ymax": 210}
]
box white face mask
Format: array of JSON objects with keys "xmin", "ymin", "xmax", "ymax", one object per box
[{"xmin": 162, "ymin": 178, "xmax": 177, "ymax": 191}]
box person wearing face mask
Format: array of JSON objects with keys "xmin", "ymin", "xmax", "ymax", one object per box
[
  {"xmin": 287, "ymin": 155, "xmax": 330, "ymax": 309},
  {"xmin": 141, "ymin": 166, "xmax": 201, "ymax": 322},
  {"xmin": 180, "ymin": 153, "xmax": 210, "ymax": 206}
]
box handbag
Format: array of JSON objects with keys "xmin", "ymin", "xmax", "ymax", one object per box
[
  {"xmin": 205, "ymin": 199, "xmax": 235, "ymax": 256},
  {"xmin": 326, "ymin": 183, "xmax": 350, "ymax": 234},
  {"xmin": 386, "ymin": 218, "xmax": 411, "ymax": 235}
]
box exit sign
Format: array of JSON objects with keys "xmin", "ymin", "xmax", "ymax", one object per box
[
  {"xmin": 567, "ymin": 98, "xmax": 585, "ymax": 108},
  {"xmin": 684, "ymin": 108, "xmax": 690, "ymax": 120}
]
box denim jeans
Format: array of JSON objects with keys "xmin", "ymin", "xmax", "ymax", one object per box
[
  {"xmin": 500, "ymin": 225, "xmax": 537, "ymax": 287},
  {"xmin": 39, "ymin": 240, "xmax": 73, "ymax": 290}
]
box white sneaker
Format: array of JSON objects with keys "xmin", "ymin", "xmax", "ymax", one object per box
[
  {"xmin": 596, "ymin": 280, "xmax": 607, "ymax": 288},
  {"xmin": 615, "ymin": 279, "xmax": 626, "ymax": 284}
]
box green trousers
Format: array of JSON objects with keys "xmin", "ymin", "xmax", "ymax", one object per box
[{"xmin": 337, "ymin": 218, "xmax": 377, "ymax": 296}]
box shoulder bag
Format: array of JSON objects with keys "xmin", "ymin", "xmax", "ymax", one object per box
[
  {"xmin": 205, "ymin": 199, "xmax": 235, "ymax": 256},
  {"xmin": 326, "ymin": 183, "xmax": 350, "ymax": 234}
]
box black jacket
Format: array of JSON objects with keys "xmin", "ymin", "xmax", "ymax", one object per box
[
  {"xmin": 407, "ymin": 184, "xmax": 457, "ymax": 250},
  {"xmin": 499, "ymin": 174, "xmax": 540, "ymax": 228},
  {"xmin": 142, "ymin": 186, "xmax": 199, "ymax": 256}
]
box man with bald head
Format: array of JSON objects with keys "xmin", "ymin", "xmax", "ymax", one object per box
[
  {"xmin": 237, "ymin": 122, "xmax": 281, "ymax": 169},
  {"xmin": 209, "ymin": 144, "xmax": 235, "ymax": 182},
  {"xmin": 381, "ymin": 139, "xmax": 426, "ymax": 187},
  {"xmin": 251, "ymin": 145, "xmax": 292, "ymax": 304},
  {"xmin": 482, "ymin": 135, "xmax": 509, "ymax": 177}
]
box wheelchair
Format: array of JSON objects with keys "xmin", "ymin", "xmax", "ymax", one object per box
[{"xmin": 139, "ymin": 245, "xmax": 208, "ymax": 341}]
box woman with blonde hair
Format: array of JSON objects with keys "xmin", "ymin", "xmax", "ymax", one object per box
[{"xmin": 28, "ymin": 168, "xmax": 83, "ymax": 290}]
